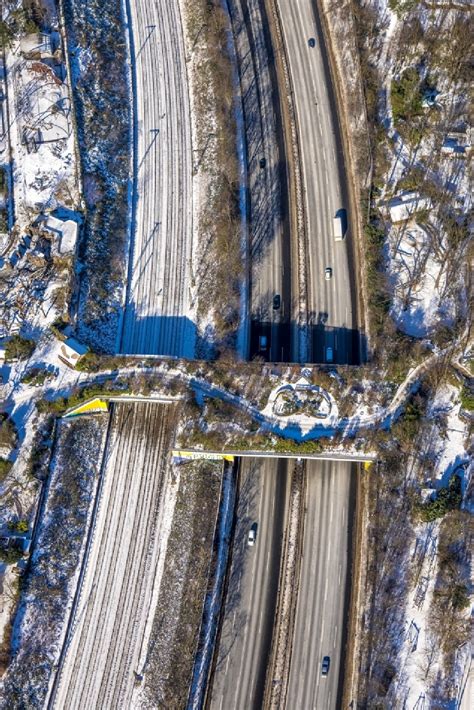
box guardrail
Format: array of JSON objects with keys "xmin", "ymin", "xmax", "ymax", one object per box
[{"xmin": 173, "ymin": 448, "xmax": 376, "ymax": 463}]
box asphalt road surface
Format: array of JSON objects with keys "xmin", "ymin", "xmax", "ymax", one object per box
[
  {"xmin": 120, "ymin": 0, "xmax": 195, "ymax": 357},
  {"xmin": 277, "ymin": 1, "xmax": 358, "ymax": 364},
  {"xmin": 227, "ymin": 0, "xmax": 291, "ymax": 362},
  {"xmin": 286, "ymin": 460, "xmax": 355, "ymax": 710},
  {"xmin": 51, "ymin": 402, "xmax": 177, "ymax": 709},
  {"xmin": 209, "ymin": 457, "xmax": 291, "ymax": 710}
]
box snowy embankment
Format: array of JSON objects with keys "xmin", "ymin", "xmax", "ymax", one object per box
[
  {"xmin": 187, "ymin": 462, "xmax": 236, "ymax": 710},
  {"xmin": 63, "ymin": 0, "xmax": 131, "ymax": 351},
  {"xmin": 0, "ymin": 416, "xmax": 107, "ymax": 709}
]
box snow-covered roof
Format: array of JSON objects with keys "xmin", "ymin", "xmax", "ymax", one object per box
[
  {"xmin": 441, "ymin": 131, "xmax": 471, "ymax": 155},
  {"xmin": 19, "ymin": 33, "xmax": 53, "ymax": 58},
  {"xmin": 38, "ymin": 214, "xmax": 78, "ymax": 254},
  {"xmin": 57, "ymin": 338, "xmax": 88, "ymax": 368},
  {"xmin": 388, "ymin": 191, "xmax": 432, "ymax": 224}
]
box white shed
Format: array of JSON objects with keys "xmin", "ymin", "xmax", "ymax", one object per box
[
  {"xmin": 57, "ymin": 338, "xmax": 88, "ymax": 369},
  {"xmin": 388, "ymin": 191, "xmax": 432, "ymax": 224}
]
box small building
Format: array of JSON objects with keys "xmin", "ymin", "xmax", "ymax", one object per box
[
  {"xmin": 388, "ymin": 191, "xmax": 432, "ymax": 224},
  {"xmin": 19, "ymin": 33, "xmax": 54, "ymax": 60},
  {"xmin": 441, "ymin": 130, "xmax": 471, "ymax": 156},
  {"xmin": 37, "ymin": 214, "xmax": 78, "ymax": 254},
  {"xmin": 58, "ymin": 337, "xmax": 88, "ymax": 369}
]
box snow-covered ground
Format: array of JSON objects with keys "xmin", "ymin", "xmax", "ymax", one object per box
[
  {"xmin": 0, "ymin": 416, "xmax": 108, "ymax": 707},
  {"xmin": 6, "ymin": 35, "xmax": 78, "ymax": 230},
  {"xmin": 427, "ymin": 383, "xmax": 471, "ymax": 479},
  {"xmin": 388, "ymin": 223, "xmax": 458, "ymax": 337},
  {"xmin": 372, "ymin": 1, "xmax": 471, "ymax": 342},
  {"xmin": 0, "ymin": 17, "xmax": 80, "ymax": 342}
]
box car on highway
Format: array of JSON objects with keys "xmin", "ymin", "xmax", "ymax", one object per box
[
  {"xmin": 321, "ymin": 656, "xmax": 330, "ymax": 676},
  {"xmin": 308, "ymin": 37, "xmax": 316, "ymax": 48},
  {"xmin": 273, "ymin": 294, "xmax": 281, "ymax": 309},
  {"xmin": 325, "ymin": 267, "xmax": 332, "ymax": 280},
  {"xmin": 248, "ymin": 524, "xmax": 257, "ymax": 546},
  {"xmin": 325, "ymin": 346, "xmax": 334, "ymax": 363}
]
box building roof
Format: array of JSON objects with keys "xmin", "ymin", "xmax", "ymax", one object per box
[
  {"xmin": 388, "ymin": 191, "xmax": 432, "ymax": 224},
  {"xmin": 58, "ymin": 337, "xmax": 88, "ymax": 368}
]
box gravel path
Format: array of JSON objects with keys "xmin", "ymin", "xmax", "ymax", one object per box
[
  {"xmin": 120, "ymin": 0, "xmax": 195, "ymax": 357},
  {"xmin": 51, "ymin": 402, "xmax": 178, "ymax": 709}
]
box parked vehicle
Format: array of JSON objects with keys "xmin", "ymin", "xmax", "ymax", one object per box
[
  {"xmin": 325, "ymin": 267, "xmax": 332, "ymax": 280},
  {"xmin": 273, "ymin": 294, "xmax": 281, "ymax": 309}
]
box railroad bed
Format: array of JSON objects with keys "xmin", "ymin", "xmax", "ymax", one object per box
[{"xmin": 51, "ymin": 401, "xmax": 178, "ymax": 709}]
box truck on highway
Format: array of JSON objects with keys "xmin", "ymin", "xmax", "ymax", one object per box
[{"xmin": 333, "ymin": 210, "xmax": 346, "ymax": 241}]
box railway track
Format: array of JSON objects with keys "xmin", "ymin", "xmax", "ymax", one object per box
[
  {"xmin": 120, "ymin": 0, "xmax": 194, "ymax": 357},
  {"xmin": 51, "ymin": 402, "xmax": 178, "ymax": 709}
]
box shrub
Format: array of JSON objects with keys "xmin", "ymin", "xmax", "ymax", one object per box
[
  {"xmin": 0, "ymin": 415, "xmax": 17, "ymax": 448},
  {"xmin": 8, "ymin": 519, "xmax": 28, "ymax": 534},
  {"xmin": 460, "ymin": 386, "xmax": 474, "ymax": 411},
  {"xmin": 0, "ymin": 540, "xmax": 23, "ymax": 565},
  {"xmin": 0, "ymin": 458, "xmax": 13, "ymax": 481},
  {"xmin": 21, "ymin": 368, "xmax": 52, "ymax": 386},
  {"xmin": 416, "ymin": 474, "xmax": 462, "ymax": 522},
  {"xmin": 391, "ymin": 68, "xmax": 423, "ymax": 124},
  {"xmin": 5, "ymin": 335, "xmax": 36, "ymax": 361},
  {"xmin": 273, "ymin": 438, "xmax": 324, "ymax": 455}
]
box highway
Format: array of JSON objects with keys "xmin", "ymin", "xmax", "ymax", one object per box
[
  {"xmin": 286, "ymin": 460, "xmax": 355, "ymax": 710},
  {"xmin": 120, "ymin": 0, "xmax": 195, "ymax": 357},
  {"xmin": 209, "ymin": 458, "xmax": 291, "ymax": 709},
  {"xmin": 51, "ymin": 402, "xmax": 177, "ymax": 709},
  {"xmin": 277, "ymin": 0, "xmax": 358, "ymax": 364},
  {"xmin": 227, "ymin": 0, "xmax": 291, "ymax": 362}
]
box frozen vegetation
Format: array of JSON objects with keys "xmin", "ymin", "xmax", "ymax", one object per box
[
  {"xmin": 0, "ymin": 0, "xmax": 80, "ymax": 339},
  {"xmin": 133, "ymin": 459, "xmax": 222, "ymax": 709},
  {"xmin": 0, "ymin": 416, "xmax": 107, "ymax": 708},
  {"xmin": 63, "ymin": 0, "xmax": 131, "ymax": 351},
  {"xmin": 325, "ymin": 1, "xmax": 473, "ymax": 705}
]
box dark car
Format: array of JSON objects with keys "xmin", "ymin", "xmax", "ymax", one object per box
[
  {"xmin": 321, "ymin": 656, "xmax": 330, "ymax": 676},
  {"xmin": 308, "ymin": 37, "xmax": 316, "ymax": 48},
  {"xmin": 273, "ymin": 294, "xmax": 281, "ymax": 310},
  {"xmin": 259, "ymin": 157, "xmax": 266, "ymax": 169}
]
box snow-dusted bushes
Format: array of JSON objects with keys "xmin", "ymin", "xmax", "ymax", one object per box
[
  {"xmin": 352, "ymin": 1, "xmax": 471, "ymax": 364},
  {"xmin": 63, "ymin": 0, "xmax": 131, "ymax": 351},
  {"xmin": 0, "ymin": 416, "xmax": 107, "ymax": 708},
  {"xmin": 182, "ymin": 0, "xmax": 241, "ymax": 353}
]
